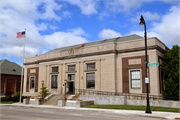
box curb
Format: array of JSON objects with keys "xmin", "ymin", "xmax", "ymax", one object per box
[{"xmin": 1, "ymin": 104, "xmax": 179, "ymax": 119}]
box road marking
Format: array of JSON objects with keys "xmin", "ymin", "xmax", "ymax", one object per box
[
  {"xmin": 42, "ymin": 111, "xmax": 54, "ymax": 114},
  {"xmin": 68, "ymin": 113, "xmax": 83, "ymax": 116}
]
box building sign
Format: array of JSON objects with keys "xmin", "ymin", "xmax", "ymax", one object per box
[{"xmin": 145, "ymin": 77, "xmax": 149, "ymax": 83}]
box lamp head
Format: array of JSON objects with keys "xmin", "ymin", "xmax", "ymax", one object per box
[
  {"xmin": 64, "ymin": 80, "xmax": 67, "ymax": 84},
  {"xmin": 139, "ymin": 15, "xmax": 145, "ymax": 28},
  {"xmin": 42, "ymin": 80, "xmax": 44, "ymax": 85}
]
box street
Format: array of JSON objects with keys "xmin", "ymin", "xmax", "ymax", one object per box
[{"xmin": 0, "ymin": 106, "xmax": 165, "ymax": 120}]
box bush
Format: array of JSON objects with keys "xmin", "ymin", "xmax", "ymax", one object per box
[
  {"xmin": 12, "ymin": 96, "xmax": 19, "ymax": 102},
  {"xmin": 1, "ymin": 95, "xmax": 12, "ymax": 102},
  {"xmin": 12, "ymin": 91, "xmax": 21, "ymax": 102},
  {"xmin": 1, "ymin": 92, "xmax": 27, "ymax": 102}
]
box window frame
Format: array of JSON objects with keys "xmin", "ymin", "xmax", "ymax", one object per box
[
  {"xmin": 68, "ymin": 65, "xmax": 76, "ymax": 71},
  {"xmin": 30, "ymin": 76, "xmax": 35, "ymax": 89},
  {"xmin": 51, "ymin": 74, "xmax": 58, "ymax": 89},
  {"xmin": 87, "ymin": 63, "xmax": 96, "ymax": 70},
  {"xmin": 86, "ymin": 72, "xmax": 95, "ymax": 89},
  {"xmin": 9, "ymin": 79, "xmax": 13, "ymax": 85},
  {"xmin": 52, "ymin": 66, "xmax": 59, "ymax": 73},
  {"xmin": 130, "ymin": 70, "xmax": 141, "ymax": 89}
]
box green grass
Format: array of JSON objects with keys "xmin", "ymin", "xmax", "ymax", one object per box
[
  {"xmin": 0, "ymin": 101, "xmax": 16, "ymax": 104},
  {"xmin": 82, "ymin": 105, "xmax": 179, "ymax": 113}
]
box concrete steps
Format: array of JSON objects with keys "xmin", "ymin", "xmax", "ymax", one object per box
[{"xmin": 43, "ymin": 94, "xmax": 64, "ymax": 105}]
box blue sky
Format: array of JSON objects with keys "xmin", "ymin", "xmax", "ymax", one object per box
[{"xmin": 0, "ymin": 0, "xmax": 180, "ymax": 66}]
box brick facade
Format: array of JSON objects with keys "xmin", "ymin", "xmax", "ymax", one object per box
[
  {"xmin": 26, "ymin": 67, "xmax": 39, "ymax": 92},
  {"xmin": 1, "ymin": 74, "xmax": 23, "ymax": 95},
  {"xmin": 122, "ymin": 55, "xmax": 150, "ymax": 93}
]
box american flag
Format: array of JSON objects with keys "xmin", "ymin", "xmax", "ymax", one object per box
[{"xmin": 17, "ymin": 31, "xmax": 25, "ymax": 38}]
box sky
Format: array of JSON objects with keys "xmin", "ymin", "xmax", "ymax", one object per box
[{"xmin": 0, "ymin": 0, "xmax": 180, "ymax": 66}]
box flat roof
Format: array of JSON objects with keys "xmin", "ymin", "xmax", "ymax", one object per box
[{"xmin": 46, "ymin": 34, "xmax": 143, "ymax": 53}]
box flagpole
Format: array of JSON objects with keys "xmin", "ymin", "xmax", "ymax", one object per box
[{"xmin": 19, "ymin": 29, "xmax": 26, "ymax": 103}]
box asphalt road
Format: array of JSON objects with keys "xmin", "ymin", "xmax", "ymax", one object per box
[{"xmin": 0, "ymin": 106, "xmax": 165, "ymax": 120}]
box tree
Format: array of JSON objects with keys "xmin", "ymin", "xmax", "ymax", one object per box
[
  {"xmin": 38, "ymin": 85, "xmax": 50, "ymax": 98},
  {"xmin": 162, "ymin": 45, "xmax": 179, "ymax": 97}
]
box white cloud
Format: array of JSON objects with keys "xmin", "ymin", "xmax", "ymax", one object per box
[
  {"xmin": 0, "ymin": 46, "xmax": 40, "ymax": 59},
  {"xmin": 65, "ymin": 0, "xmax": 98, "ymax": 15},
  {"xmin": 131, "ymin": 11, "xmax": 160, "ymax": 22},
  {"xmin": 44, "ymin": 28, "xmax": 88, "ymax": 49},
  {"xmin": 63, "ymin": 11, "xmax": 71, "ymax": 18},
  {"xmin": 0, "ymin": 0, "xmax": 62, "ymax": 58},
  {"xmin": 105, "ymin": 0, "xmax": 179, "ymax": 14},
  {"xmin": 105, "ymin": 0, "xmax": 144, "ymax": 13},
  {"xmin": 131, "ymin": 6, "xmax": 180, "ymax": 46},
  {"xmin": 98, "ymin": 29, "xmax": 122, "ymax": 39},
  {"xmin": 37, "ymin": 23, "xmax": 48, "ymax": 31},
  {"xmin": 98, "ymin": 11, "xmax": 109, "ymax": 20}
]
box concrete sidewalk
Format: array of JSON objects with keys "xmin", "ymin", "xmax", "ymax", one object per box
[{"xmin": 1, "ymin": 103, "xmax": 180, "ymax": 120}]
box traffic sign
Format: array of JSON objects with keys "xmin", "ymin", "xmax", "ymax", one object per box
[
  {"xmin": 148, "ymin": 63, "xmax": 159, "ymax": 66},
  {"xmin": 143, "ymin": 59, "xmax": 147, "ymax": 63}
]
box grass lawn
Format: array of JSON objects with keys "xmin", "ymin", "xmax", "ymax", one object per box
[
  {"xmin": 0, "ymin": 101, "xmax": 16, "ymax": 104},
  {"xmin": 82, "ymin": 105, "xmax": 179, "ymax": 113}
]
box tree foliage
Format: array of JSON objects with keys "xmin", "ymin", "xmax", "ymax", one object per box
[
  {"xmin": 38, "ymin": 85, "xmax": 50, "ymax": 98},
  {"xmin": 162, "ymin": 45, "xmax": 179, "ymax": 97}
]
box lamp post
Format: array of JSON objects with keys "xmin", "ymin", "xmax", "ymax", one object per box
[
  {"xmin": 139, "ymin": 15, "xmax": 151, "ymax": 114},
  {"xmin": 42, "ymin": 80, "xmax": 44, "ymax": 100},
  {"xmin": 64, "ymin": 80, "xmax": 67, "ymax": 102}
]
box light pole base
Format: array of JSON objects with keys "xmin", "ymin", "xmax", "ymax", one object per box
[{"xmin": 145, "ymin": 106, "xmax": 152, "ymax": 114}]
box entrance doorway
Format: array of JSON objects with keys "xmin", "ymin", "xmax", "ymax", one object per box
[{"xmin": 67, "ymin": 74, "xmax": 75, "ymax": 94}]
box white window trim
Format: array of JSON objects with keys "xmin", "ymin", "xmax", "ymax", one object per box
[
  {"xmin": 86, "ymin": 72, "xmax": 95, "ymax": 89},
  {"xmin": 128, "ymin": 68, "xmax": 142, "ymax": 90},
  {"xmin": 84, "ymin": 62, "xmax": 96, "ymax": 70},
  {"xmin": 86, "ymin": 63, "xmax": 96, "ymax": 70},
  {"xmin": 66, "ymin": 73, "xmax": 76, "ymax": 82},
  {"xmin": 67, "ymin": 65, "xmax": 76, "ymax": 71},
  {"xmin": 51, "ymin": 74, "xmax": 58, "ymax": 89},
  {"xmin": 29, "ymin": 76, "xmax": 35, "ymax": 89},
  {"xmin": 51, "ymin": 66, "xmax": 59, "ymax": 73}
]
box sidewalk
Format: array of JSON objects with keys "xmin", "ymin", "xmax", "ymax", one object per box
[{"xmin": 1, "ymin": 103, "xmax": 180, "ymax": 120}]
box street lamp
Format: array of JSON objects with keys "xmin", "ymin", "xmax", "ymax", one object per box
[
  {"xmin": 139, "ymin": 15, "xmax": 151, "ymax": 114},
  {"xmin": 42, "ymin": 80, "xmax": 44, "ymax": 100},
  {"xmin": 64, "ymin": 80, "xmax": 67, "ymax": 102}
]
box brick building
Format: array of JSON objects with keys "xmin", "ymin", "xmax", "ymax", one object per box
[
  {"xmin": 23, "ymin": 34, "xmax": 168, "ymax": 97},
  {"xmin": 1, "ymin": 59, "xmax": 23, "ymax": 96}
]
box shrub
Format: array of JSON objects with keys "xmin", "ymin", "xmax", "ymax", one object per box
[
  {"xmin": 1, "ymin": 95, "xmax": 12, "ymax": 102},
  {"xmin": 1, "ymin": 92, "xmax": 27, "ymax": 102}
]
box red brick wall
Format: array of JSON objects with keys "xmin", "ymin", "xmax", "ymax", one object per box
[
  {"xmin": 26, "ymin": 67, "xmax": 39, "ymax": 92},
  {"xmin": 122, "ymin": 55, "xmax": 150, "ymax": 93},
  {"xmin": 1, "ymin": 74, "xmax": 23, "ymax": 95}
]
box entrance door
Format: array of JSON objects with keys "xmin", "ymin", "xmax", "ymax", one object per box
[{"xmin": 67, "ymin": 74, "xmax": 75, "ymax": 94}]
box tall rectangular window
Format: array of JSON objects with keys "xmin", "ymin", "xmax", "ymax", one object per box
[
  {"xmin": 51, "ymin": 75, "xmax": 58, "ymax": 89},
  {"xmin": 87, "ymin": 63, "xmax": 95, "ymax": 70},
  {"xmin": 131, "ymin": 70, "xmax": 141, "ymax": 88},
  {"xmin": 68, "ymin": 65, "xmax": 75, "ymax": 71},
  {"xmin": 30, "ymin": 76, "xmax": 35, "ymax": 89},
  {"xmin": 86, "ymin": 73, "xmax": 95, "ymax": 89},
  {"xmin": 9, "ymin": 80, "xmax": 13, "ymax": 85},
  {"xmin": 52, "ymin": 67, "xmax": 58, "ymax": 72}
]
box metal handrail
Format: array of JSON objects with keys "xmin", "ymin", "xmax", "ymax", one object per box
[{"xmin": 75, "ymin": 89, "xmax": 179, "ymax": 101}]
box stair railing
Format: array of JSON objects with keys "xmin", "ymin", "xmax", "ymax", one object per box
[{"xmin": 44, "ymin": 87, "xmax": 60, "ymax": 100}]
